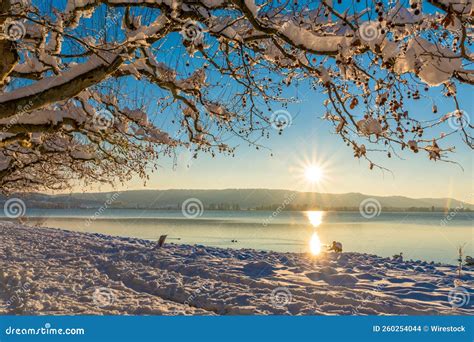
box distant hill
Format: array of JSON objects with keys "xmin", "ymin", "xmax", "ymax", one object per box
[{"xmin": 1, "ymin": 189, "xmax": 472, "ymax": 211}]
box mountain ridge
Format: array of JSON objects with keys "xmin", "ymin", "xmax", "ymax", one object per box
[{"xmin": 1, "ymin": 189, "xmax": 472, "ymax": 210}]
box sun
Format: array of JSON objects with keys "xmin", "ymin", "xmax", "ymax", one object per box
[
  {"xmin": 304, "ymin": 165, "xmax": 323, "ymax": 183},
  {"xmin": 290, "ymin": 152, "xmax": 332, "ymax": 190}
]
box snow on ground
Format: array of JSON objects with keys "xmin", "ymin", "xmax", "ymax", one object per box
[{"xmin": 0, "ymin": 222, "xmax": 472, "ymax": 315}]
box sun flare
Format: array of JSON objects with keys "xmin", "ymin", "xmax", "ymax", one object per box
[{"xmin": 304, "ymin": 165, "xmax": 323, "ymax": 183}]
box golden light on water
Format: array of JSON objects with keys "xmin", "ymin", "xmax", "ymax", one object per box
[
  {"xmin": 306, "ymin": 211, "xmax": 324, "ymax": 255},
  {"xmin": 306, "ymin": 210, "xmax": 323, "ymax": 227},
  {"xmin": 309, "ymin": 232, "xmax": 322, "ymax": 255}
]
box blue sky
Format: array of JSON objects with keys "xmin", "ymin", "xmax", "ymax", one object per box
[
  {"xmin": 33, "ymin": 1, "xmax": 471, "ymax": 202},
  {"xmin": 93, "ymin": 79, "xmax": 473, "ymax": 203}
]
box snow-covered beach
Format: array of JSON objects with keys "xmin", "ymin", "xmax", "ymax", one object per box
[{"xmin": 0, "ymin": 222, "xmax": 472, "ymax": 316}]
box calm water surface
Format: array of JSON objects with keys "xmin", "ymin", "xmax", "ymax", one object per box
[{"xmin": 8, "ymin": 209, "xmax": 473, "ymax": 264}]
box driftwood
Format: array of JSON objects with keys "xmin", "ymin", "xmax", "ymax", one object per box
[{"xmin": 154, "ymin": 235, "xmax": 167, "ymax": 249}]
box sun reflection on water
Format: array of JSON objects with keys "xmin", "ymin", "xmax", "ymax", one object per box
[
  {"xmin": 306, "ymin": 211, "xmax": 324, "ymax": 255},
  {"xmin": 306, "ymin": 211, "xmax": 323, "ymax": 227},
  {"xmin": 309, "ymin": 232, "xmax": 322, "ymax": 255}
]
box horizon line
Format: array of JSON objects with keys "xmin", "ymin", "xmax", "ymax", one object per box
[{"xmin": 12, "ymin": 188, "xmax": 474, "ymax": 205}]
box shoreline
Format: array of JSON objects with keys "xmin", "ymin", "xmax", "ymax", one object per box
[
  {"xmin": 1, "ymin": 214, "xmax": 469, "ymax": 266},
  {"xmin": 0, "ymin": 222, "xmax": 472, "ymax": 316}
]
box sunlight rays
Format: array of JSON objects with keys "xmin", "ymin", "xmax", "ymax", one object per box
[{"xmin": 289, "ymin": 150, "xmax": 333, "ymax": 192}]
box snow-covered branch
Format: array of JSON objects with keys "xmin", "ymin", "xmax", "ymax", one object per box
[{"xmin": 0, "ymin": 0, "xmax": 472, "ymax": 191}]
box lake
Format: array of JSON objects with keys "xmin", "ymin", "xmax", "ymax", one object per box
[{"xmin": 6, "ymin": 209, "xmax": 473, "ymax": 264}]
